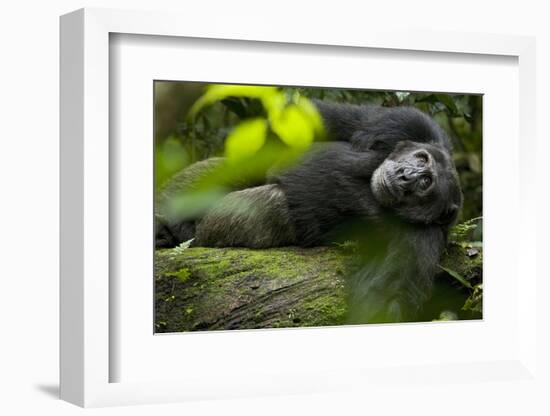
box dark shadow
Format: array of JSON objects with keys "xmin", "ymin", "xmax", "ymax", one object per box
[{"xmin": 35, "ymin": 384, "xmax": 59, "ymax": 399}]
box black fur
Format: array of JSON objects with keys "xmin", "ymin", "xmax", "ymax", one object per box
[
  {"xmin": 313, "ymin": 99, "xmax": 452, "ymax": 154},
  {"xmin": 270, "ymin": 142, "xmax": 386, "ymax": 246}
]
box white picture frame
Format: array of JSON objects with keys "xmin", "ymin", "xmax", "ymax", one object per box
[{"xmin": 60, "ymin": 7, "xmax": 540, "ymax": 408}]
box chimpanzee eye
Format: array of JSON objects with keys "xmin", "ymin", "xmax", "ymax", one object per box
[{"xmin": 419, "ymin": 175, "xmax": 432, "ymax": 190}]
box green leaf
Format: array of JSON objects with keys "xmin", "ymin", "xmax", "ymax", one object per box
[
  {"xmin": 189, "ymin": 84, "xmax": 281, "ymax": 119},
  {"xmin": 165, "ymin": 267, "xmax": 191, "ymax": 283},
  {"xmin": 438, "ymin": 265, "xmax": 473, "ymax": 289},
  {"xmin": 168, "ymin": 239, "xmax": 195, "ymax": 260},
  {"xmin": 224, "ymin": 118, "xmax": 267, "ymax": 161},
  {"xmin": 261, "ymin": 90, "xmax": 287, "ymax": 121},
  {"xmin": 271, "ymin": 105, "xmax": 315, "ymax": 149},
  {"xmin": 293, "ymin": 95, "xmax": 325, "ymax": 137}
]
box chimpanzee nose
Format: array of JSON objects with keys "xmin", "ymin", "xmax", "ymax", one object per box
[{"xmin": 397, "ymin": 167, "xmax": 415, "ymax": 183}]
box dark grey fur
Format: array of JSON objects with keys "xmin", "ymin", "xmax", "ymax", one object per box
[{"xmin": 195, "ymin": 184, "xmax": 296, "ymax": 248}]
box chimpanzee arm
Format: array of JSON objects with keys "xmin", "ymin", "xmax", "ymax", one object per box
[
  {"xmin": 346, "ymin": 223, "xmax": 446, "ymax": 324},
  {"xmin": 313, "ymin": 100, "xmax": 451, "ymax": 153}
]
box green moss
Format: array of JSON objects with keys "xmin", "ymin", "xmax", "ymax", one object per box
[
  {"xmin": 164, "ymin": 267, "xmax": 191, "ymax": 283},
  {"xmin": 155, "ymin": 240, "xmax": 481, "ymax": 332},
  {"xmin": 440, "ymin": 242, "xmax": 483, "ymax": 283},
  {"xmin": 155, "ymin": 246, "xmax": 350, "ymax": 332},
  {"xmin": 295, "ymin": 292, "xmax": 347, "ymax": 326}
]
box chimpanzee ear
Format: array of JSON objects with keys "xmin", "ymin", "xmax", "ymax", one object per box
[{"xmin": 436, "ymin": 203, "xmax": 460, "ymax": 225}]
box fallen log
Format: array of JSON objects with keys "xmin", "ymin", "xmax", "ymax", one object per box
[{"xmin": 155, "ymin": 241, "xmax": 482, "ymax": 332}]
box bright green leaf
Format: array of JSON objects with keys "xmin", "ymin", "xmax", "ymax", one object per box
[
  {"xmin": 189, "ymin": 84, "xmax": 281, "ymax": 119},
  {"xmin": 224, "ymin": 118, "xmax": 267, "ymax": 161},
  {"xmin": 293, "ymin": 96, "xmax": 325, "ymax": 138},
  {"xmin": 261, "ymin": 90, "xmax": 287, "ymax": 121},
  {"xmin": 271, "ymin": 105, "xmax": 315, "ymax": 149}
]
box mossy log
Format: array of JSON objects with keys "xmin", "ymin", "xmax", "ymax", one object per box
[{"xmin": 155, "ymin": 242, "xmax": 482, "ymax": 332}]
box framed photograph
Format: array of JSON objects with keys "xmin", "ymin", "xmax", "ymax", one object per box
[
  {"xmin": 60, "ymin": 8, "xmax": 540, "ymax": 408},
  {"xmin": 152, "ymin": 81, "xmax": 483, "ymax": 333}
]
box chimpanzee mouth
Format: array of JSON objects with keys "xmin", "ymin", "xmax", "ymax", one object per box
[
  {"xmin": 381, "ymin": 173, "xmax": 400, "ymax": 198},
  {"xmin": 371, "ymin": 166, "xmax": 400, "ymax": 206}
]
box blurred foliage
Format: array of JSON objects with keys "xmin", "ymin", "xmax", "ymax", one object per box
[{"xmin": 156, "ymin": 83, "xmax": 325, "ymax": 221}]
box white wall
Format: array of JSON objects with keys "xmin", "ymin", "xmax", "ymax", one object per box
[{"xmin": 1, "ymin": 1, "xmax": 548, "ymax": 414}]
